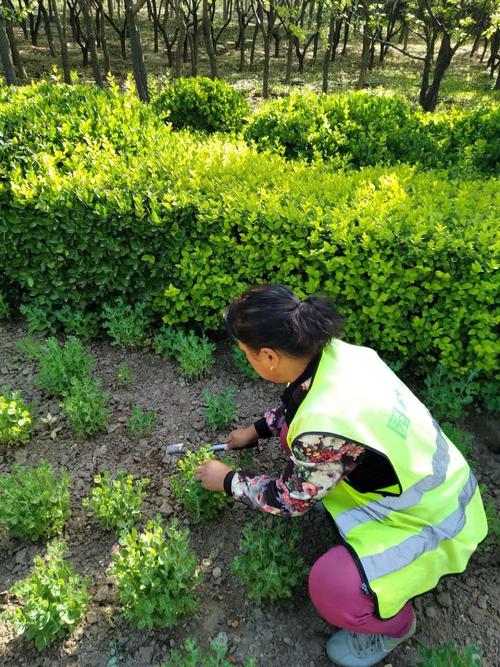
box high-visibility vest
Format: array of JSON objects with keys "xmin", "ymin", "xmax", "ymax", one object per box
[{"xmin": 287, "ymin": 339, "xmax": 488, "ymax": 619}]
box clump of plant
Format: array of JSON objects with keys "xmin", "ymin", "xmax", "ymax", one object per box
[
  {"xmin": 0, "ymin": 389, "xmax": 33, "ymax": 446},
  {"xmin": 101, "ymin": 301, "xmax": 151, "ymax": 347},
  {"xmin": 60, "ymin": 376, "xmax": 109, "ymax": 438},
  {"xmin": 203, "ymin": 388, "xmax": 237, "ymax": 430},
  {"xmin": 56, "ymin": 305, "xmax": 99, "ymax": 341},
  {"xmin": 417, "ymin": 642, "xmax": 481, "ymax": 666},
  {"xmin": 0, "ymin": 461, "xmax": 70, "ymax": 541},
  {"xmin": 1, "ymin": 540, "xmax": 90, "ymax": 649},
  {"xmin": 162, "ymin": 638, "xmax": 256, "ymax": 667},
  {"xmin": 83, "ymin": 470, "xmax": 149, "ymax": 533},
  {"xmin": 232, "ymin": 344, "xmax": 259, "ymax": 380},
  {"xmin": 16, "ymin": 336, "xmax": 43, "ymax": 361},
  {"xmin": 116, "ymin": 362, "xmax": 132, "ymax": 386},
  {"xmin": 423, "ymin": 365, "xmax": 476, "ymax": 422},
  {"xmin": 0, "ymin": 292, "xmax": 9, "ymax": 319},
  {"xmin": 171, "ymin": 446, "xmax": 229, "ymax": 523},
  {"xmin": 441, "ymin": 422, "xmax": 475, "ymax": 461},
  {"xmin": 109, "ymin": 516, "xmax": 200, "ymax": 629},
  {"xmin": 154, "ymin": 326, "xmax": 215, "ymax": 379},
  {"xmin": 480, "ymin": 485, "xmax": 500, "ymax": 549},
  {"xmin": 19, "ymin": 299, "xmax": 58, "ymax": 336},
  {"xmin": 152, "ymin": 76, "xmax": 249, "ymax": 134},
  {"xmin": 127, "ymin": 405, "xmax": 155, "ymax": 439},
  {"xmin": 36, "ymin": 336, "xmax": 95, "ymax": 397},
  {"xmin": 232, "ymin": 516, "xmax": 307, "ymax": 600}
]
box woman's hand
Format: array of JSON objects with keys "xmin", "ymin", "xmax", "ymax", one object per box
[
  {"xmin": 194, "ymin": 460, "xmax": 232, "ymax": 492},
  {"xmin": 226, "ymin": 425, "xmax": 259, "ymax": 450}
]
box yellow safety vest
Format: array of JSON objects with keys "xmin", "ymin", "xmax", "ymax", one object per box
[{"xmin": 287, "ymin": 339, "xmax": 488, "ymax": 619}]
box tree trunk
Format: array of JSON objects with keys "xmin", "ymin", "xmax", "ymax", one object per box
[
  {"xmin": 356, "ymin": 28, "xmax": 371, "ymax": 89},
  {"xmin": 285, "ymin": 32, "xmax": 293, "ymax": 83},
  {"xmin": 81, "ymin": 0, "xmax": 104, "ymax": 85},
  {"xmin": 420, "ymin": 32, "xmax": 455, "ymax": 112},
  {"xmin": 174, "ymin": 0, "xmax": 186, "ymax": 76},
  {"xmin": 341, "ymin": 9, "xmax": 350, "ymax": 55},
  {"xmin": 4, "ymin": 0, "xmax": 26, "ymax": 80},
  {"xmin": 202, "ymin": 0, "xmax": 218, "ymax": 77},
  {"xmin": 322, "ymin": 12, "xmax": 335, "ymax": 93},
  {"xmin": 50, "ymin": 0, "xmax": 71, "ymax": 82},
  {"xmin": 124, "ymin": 0, "xmax": 148, "ymax": 100},
  {"xmin": 0, "ymin": 8, "xmax": 16, "ymax": 83},
  {"xmin": 41, "ymin": 1, "xmax": 57, "ymax": 57},
  {"xmin": 249, "ymin": 20, "xmax": 258, "ymax": 66}
]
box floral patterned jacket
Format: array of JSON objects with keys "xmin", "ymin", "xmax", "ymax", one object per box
[{"xmin": 223, "ymin": 356, "xmax": 365, "ymax": 516}]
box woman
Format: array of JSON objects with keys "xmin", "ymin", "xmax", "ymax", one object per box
[{"xmin": 194, "ymin": 284, "xmax": 487, "ymax": 667}]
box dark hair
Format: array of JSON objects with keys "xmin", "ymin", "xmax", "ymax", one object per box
[{"xmin": 225, "ymin": 284, "xmax": 344, "ymax": 358}]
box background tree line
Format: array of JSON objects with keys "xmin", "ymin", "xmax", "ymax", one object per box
[{"xmin": 0, "ymin": 0, "xmax": 498, "ymax": 108}]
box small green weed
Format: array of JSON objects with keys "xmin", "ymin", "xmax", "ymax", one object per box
[
  {"xmin": 153, "ymin": 327, "xmax": 215, "ymax": 379},
  {"xmin": 1, "ymin": 540, "xmax": 90, "ymax": 649},
  {"xmin": 102, "ymin": 301, "xmax": 151, "ymax": 347},
  {"xmin": 232, "ymin": 516, "xmax": 307, "ymax": 600},
  {"xmin": 0, "ymin": 389, "xmax": 33, "ymax": 446},
  {"xmin": 109, "ymin": 516, "xmax": 200, "ymax": 630},
  {"xmin": 57, "ymin": 305, "xmax": 99, "ymax": 341},
  {"xmin": 0, "ymin": 293, "xmax": 9, "ymax": 319},
  {"xmin": 232, "ymin": 344, "xmax": 259, "ymax": 380},
  {"xmin": 83, "ymin": 470, "xmax": 149, "ymax": 533},
  {"xmin": 423, "ymin": 365, "xmax": 476, "ymax": 422},
  {"xmin": 203, "ymin": 388, "xmax": 237, "ymax": 430},
  {"xmin": 171, "ymin": 446, "xmax": 229, "ymax": 523},
  {"xmin": 480, "ymin": 485, "xmax": 500, "ymax": 549},
  {"xmin": 0, "ymin": 461, "xmax": 70, "ymax": 541},
  {"xmin": 127, "ymin": 405, "xmax": 155, "ymax": 439},
  {"xmin": 16, "ymin": 336, "xmax": 43, "ymax": 361},
  {"xmin": 161, "ymin": 638, "xmax": 256, "ymax": 667},
  {"xmin": 61, "ymin": 376, "xmax": 109, "ymax": 438},
  {"xmin": 441, "ymin": 422, "xmax": 475, "ymax": 461},
  {"xmin": 417, "ymin": 642, "xmax": 481, "ymax": 666},
  {"xmin": 116, "ymin": 363, "xmax": 132, "ymax": 386},
  {"xmin": 36, "ymin": 337, "xmax": 95, "ymax": 397}
]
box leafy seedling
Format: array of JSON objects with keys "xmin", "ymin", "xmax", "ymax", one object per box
[
  {"xmin": 417, "ymin": 642, "xmax": 481, "ymax": 666},
  {"xmin": 0, "ymin": 389, "xmax": 33, "ymax": 446},
  {"xmin": 232, "ymin": 515, "xmax": 307, "ymax": 600},
  {"xmin": 102, "ymin": 301, "xmax": 151, "ymax": 347},
  {"xmin": 116, "ymin": 363, "xmax": 132, "ymax": 386},
  {"xmin": 154, "ymin": 326, "xmax": 215, "ymax": 379},
  {"xmin": 423, "ymin": 365, "xmax": 477, "ymax": 422},
  {"xmin": 83, "ymin": 470, "xmax": 149, "ymax": 533},
  {"xmin": 127, "ymin": 405, "xmax": 155, "ymax": 439},
  {"xmin": 171, "ymin": 446, "xmax": 230, "ymax": 523},
  {"xmin": 36, "ymin": 336, "xmax": 95, "ymax": 397},
  {"xmin": 57, "ymin": 305, "xmax": 99, "ymax": 341},
  {"xmin": 0, "ymin": 461, "xmax": 70, "ymax": 541},
  {"xmin": 61, "ymin": 376, "xmax": 109, "ymax": 438},
  {"xmin": 441, "ymin": 422, "xmax": 475, "ymax": 461},
  {"xmin": 109, "ymin": 516, "xmax": 200, "ymax": 629},
  {"xmin": 16, "ymin": 336, "xmax": 43, "ymax": 361},
  {"xmin": 161, "ymin": 637, "xmax": 256, "ymax": 667},
  {"xmin": 1, "ymin": 540, "xmax": 90, "ymax": 649},
  {"xmin": 20, "ymin": 300, "xmax": 58, "ymax": 337},
  {"xmin": 232, "ymin": 344, "xmax": 259, "ymax": 380},
  {"xmin": 203, "ymin": 388, "xmax": 237, "ymax": 430}
]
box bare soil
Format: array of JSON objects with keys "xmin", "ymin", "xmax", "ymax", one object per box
[{"xmin": 0, "ymin": 319, "xmax": 499, "ymax": 667}]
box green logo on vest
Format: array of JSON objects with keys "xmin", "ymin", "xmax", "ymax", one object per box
[{"xmin": 388, "ymin": 408, "xmax": 410, "ymax": 439}]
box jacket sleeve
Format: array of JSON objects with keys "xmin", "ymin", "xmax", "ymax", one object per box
[
  {"xmin": 223, "ymin": 433, "xmax": 365, "ymax": 516},
  {"xmin": 253, "ymin": 404, "xmax": 285, "ymax": 439}
]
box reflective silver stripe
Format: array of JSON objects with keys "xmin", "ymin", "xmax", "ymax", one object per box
[
  {"xmin": 335, "ymin": 420, "xmax": 449, "ymax": 538},
  {"xmin": 360, "ymin": 469, "xmax": 478, "ymax": 582}
]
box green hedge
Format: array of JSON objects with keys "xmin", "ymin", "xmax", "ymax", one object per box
[
  {"xmin": 151, "ymin": 76, "xmax": 249, "ymax": 134},
  {"xmin": 244, "ymin": 93, "xmax": 500, "ymax": 173},
  {"xmin": 0, "ymin": 82, "xmax": 498, "ymax": 397}
]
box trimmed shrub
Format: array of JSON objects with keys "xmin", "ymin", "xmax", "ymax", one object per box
[
  {"xmin": 245, "ymin": 92, "xmax": 499, "ymax": 173},
  {"xmin": 152, "ymin": 77, "xmax": 249, "ymax": 133},
  {"xmin": 0, "ymin": 83, "xmax": 497, "ymax": 400}
]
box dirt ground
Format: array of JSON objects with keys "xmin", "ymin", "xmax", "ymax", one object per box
[{"xmin": 0, "ymin": 319, "xmax": 499, "ymax": 667}]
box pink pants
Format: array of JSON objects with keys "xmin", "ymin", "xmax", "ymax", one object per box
[{"xmin": 280, "ymin": 425, "xmax": 414, "ymax": 637}]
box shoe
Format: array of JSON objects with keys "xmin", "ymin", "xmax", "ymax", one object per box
[{"xmin": 326, "ymin": 615, "xmax": 416, "ymax": 666}]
